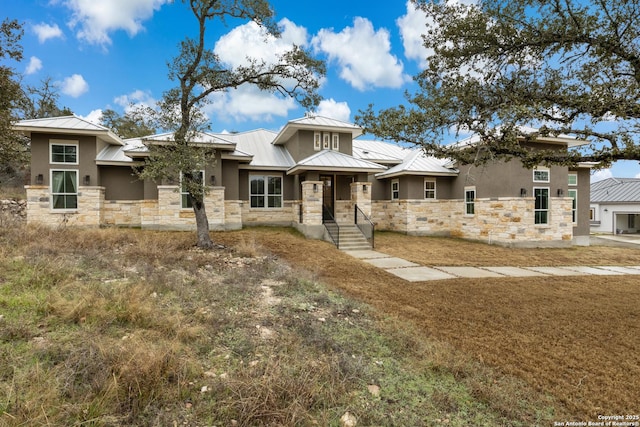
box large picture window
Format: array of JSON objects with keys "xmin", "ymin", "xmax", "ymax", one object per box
[
  {"xmin": 50, "ymin": 142, "xmax": 78, "ymax": 164},
  {"xmin": 534, "ymin": 187, "xmax": 549, "ymax": 224},
  {"xmin": 51, "ymin": 170, "xmax": 78, "ymax": 209},
  {"xmin": 250, "ymin": 175, "xmax": 282, "ymax": 208},
  {"xmin": 181, "ymin": 170, "xmax": 204, "ymax": 209},
  {"xmin": 533, "ymin": 167, "xmax": 550, "ymax": 183},
  {"xmin": 465, "ymin": 188, "xmax": 475, "ymax": 215}
]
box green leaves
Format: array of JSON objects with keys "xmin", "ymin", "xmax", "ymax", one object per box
[{"xmin": 359, "ymin": 0, "xmax": 640, "ymax": 167}]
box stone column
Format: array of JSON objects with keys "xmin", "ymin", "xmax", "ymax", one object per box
[
  {"xmin": 77, "ymin": 186, "xmax": 105, "ymax": 226},
  {"xmin": 351, "ymin": 182, "xmax": 372, "ymax": 218},
  {"xmin": 301, "ymin": 181, "xmax": 322, "ymax": 226}
]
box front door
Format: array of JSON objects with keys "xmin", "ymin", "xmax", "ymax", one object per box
[{"xmin": 320, "ymin": 174, "xmax": 334, "ymax": 221}]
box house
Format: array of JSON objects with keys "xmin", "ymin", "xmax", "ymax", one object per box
[
  {"xmin": 590, "ymin": 178, "xmax": 640, "ymax": 234},
  {"xmin": 14, "ymin": 114, "xmax": 591, "ymax": 247}
]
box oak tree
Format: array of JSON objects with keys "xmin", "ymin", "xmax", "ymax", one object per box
[
  {"xmin": 357, "ymin": 0, "xmax": 640, "ymax": 168},
  {"xmin": 140, "ymin": 0, "xmax": 324, "ymax": 248}
]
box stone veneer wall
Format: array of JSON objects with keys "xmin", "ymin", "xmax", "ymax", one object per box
[
  {"xmin": 103, "ymin": 200, "xmax": 142, "ymax": 227},
  {"xmin": 25, "ymin": 185, "xmax": 104, "ymax": 227},
  {"xmin": 372, "ymin": 197, "xmax": 574, "ymax": 246},
  {"xmin": 241, "ymin": 201, "xmax": 296, "ymax": 225},
  {"xmin": 224, "ymin": 200, "xmax": 243, "ymax": 230},
  {"xmin": 334, "ymin": 200, "xmax": 352, "ymax": 224},
  {"xmin": 140, "ymin": 186, "xmax": 226, "ymax": 230}
]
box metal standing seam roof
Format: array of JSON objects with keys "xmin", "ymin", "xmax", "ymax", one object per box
[
  {"xmin": 215, "ymin": 129, "xmax": 294, "ymax": 169},
  {"xmin": 591, "ymin": 178, "xmax": 640, "ymax": 203},
  {"xmin": 142, "ymin": 131, "xmax": 236, "ymax": 148},
  {"xmin": 449, "ymin": 125, "xmax": 585, "ymax": 148},
  {"xmin": 376, "ymin": 150, "xmax": 458, "ymax": 178},
  {"xmin": 287, "ymin": 150, "xmax": 387, "ymax": 175},
  {"xmin": 272, "ymin": 115, "xmax": 363, "ymax": 145},
  {"xmin": 352, "ymin": 139, "xmax": 409, "ymax": 164},
  {"xmin": 13, "ymin": 115, "xmax": 124, "ymax": 145}
]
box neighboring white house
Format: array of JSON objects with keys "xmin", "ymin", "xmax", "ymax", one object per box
[{"xmin": 590, "ymin": 178, "xmax": 640, "ymax": 234}]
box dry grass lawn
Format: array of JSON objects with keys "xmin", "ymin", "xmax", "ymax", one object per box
[{"xmin": 213, "ymin": 229, "xmax": 640, "ymax": 420}]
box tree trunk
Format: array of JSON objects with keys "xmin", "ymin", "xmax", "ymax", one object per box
[{"xmin": 192, "ymin": 198, "xmax": 214, "ymax": 248}]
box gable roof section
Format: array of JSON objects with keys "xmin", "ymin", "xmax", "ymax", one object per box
[
  {"xmin": 142, "ymin": 131, "xmax": 236, "ymax": 150},
  {"xmin": 450, "ymin": 125, "xmax": 585, "ymax": 149},
  {"xmin": 287, "ymin": 150, "xmax": 387, "ymax": 175},
  {"xmin": 222, "ymin": 129, "xmax": 294, "ymax": 169},
  {"xmin": 375, "ymin": 149, "xmax": 458, "ymax": 179},
  {"xmin": 272, "ymin": 115, "xmax": 363, "ymax": 145},
  {"xmin": 591, "ymin": 178, "xmax": 640, "ymax": 203},
  {"xmin": 13, "ymin": 115, "xmax": 124, "ymax": 146},
  {"xmin": 352, "ymin": 139, "xmax": 409, "ymax": 165}
]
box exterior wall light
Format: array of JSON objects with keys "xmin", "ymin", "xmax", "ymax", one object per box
[
  {"xmin": 557, "ymin": 189, "xmax": 564, "ymax": 197},
  {"xmin": 83, "ymin": 175, "xmax": 91, "ymax": 186},
  {"xmin": 520, "ymin": 188, "xmax": 527, "ymax": 197},
  {"xmin": 36, "ymin": 174, "xmax": 44, "ymax": 185}
]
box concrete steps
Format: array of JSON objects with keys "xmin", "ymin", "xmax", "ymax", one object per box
[{"xmin": 336, "ymin": 224, "xmax": 371, "ymax": 251}]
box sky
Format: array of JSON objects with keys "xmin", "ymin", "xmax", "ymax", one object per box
[{"xmin": 4, "ymin": 0, "xmax": 639, "ymax": 181}]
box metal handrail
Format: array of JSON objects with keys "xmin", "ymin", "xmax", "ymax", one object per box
[
  {"xmin": 323, "ymin": 207, "xmax": 340, "ymax": 247},
  {"xmin": 354, "ymin": 204, "xmax": 375, "ymax": 248}
]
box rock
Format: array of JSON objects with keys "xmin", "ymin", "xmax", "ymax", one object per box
[
  {"xmin": 340, "ymin": 412, "xmax": 357, "ymax": 427},
  {"xmin": 367, "ymin": 384, "xmax": 380, "ymax": 397}
]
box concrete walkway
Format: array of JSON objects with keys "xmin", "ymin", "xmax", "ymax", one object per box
[{"xmin": 344, "ymin": 250, "xmax": 640, "ymax": 282}]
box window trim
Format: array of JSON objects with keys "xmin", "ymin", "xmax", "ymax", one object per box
[
  {"xmin": 313, "ymin": 132, "xmax": 321, "ymax": 151},
  {"xmin": 424, "ymin": 178, "xmax": 436, "ymax": 199},
  {"xmin": 568, "ymin": 172, "xmax": 577, "ymax": 186},
  {"xmin": 534, "ymin": 186, "xmax": 550, "ymax": 225},
  {"xmin": 50, "ymin": 169, "xmax": 79, "ymax": 211},
  {"xmin": 180, "ymin": 170, "xmax": 205, "ymax": 209},
  {"xmin": 50, "ymin": 140, "xmax": 79, "ymax": 165},
  {"xmin": 568, "ymin": 188, "xmax": 578, "ymax": 224},
  {"xmin": 250, "ymin": 174, "xmax": 283, "ymax": 209},
  {"xmin": 464, "ymin": 187, "xmax": 476, "ymax": 216},
  {"xmin": 391, "ymin": 179, "xmax": 399, "ymax": 200},
  {"xmin": 533, "ymin": 167, "xmax": 550, "ymax": 183},
  {"xmin": 322, "ymin": 133, "xmax": 330, "ymax": 150},
  {"xmin": 331, "ymin": 133, "xmax": 339, "ymax": 150}
]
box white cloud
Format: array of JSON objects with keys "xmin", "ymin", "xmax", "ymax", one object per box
[
  {"xmin": 312, "ymin": 17, "xmax": 410, "ymax": 91},
  {"xmin": 592, "ymin": 168, "xmax": 613, "ymax": 182},
  {"xmin": 114, "ymin": 89, "xmax": 157, "ymax": 111},
  {"xmin": 397, "ymin": 1, "xmax": 432, "ymax": 69},
  {"xmin": 208, "ymin": 18, "xmax": 311, "ymax": 122},
  {"xmin": 60, "ymin": 74, "xmax": 89, "ymax": 97},
  {"xmin": 204, "ymin": 85, "xmax": 297, "ymax": 123},
  {"xmin": 81, "ymin": 109, "xmax": 103, "ymax": 125},
  {"xmin": 316, "ymin": 99, "xmax": 351, "ymax": 122},
  {"xmin": 25, "ymin": 57, "xmax": 43, "ymax": 75},
  {"xmin": 63, "ymin": 0, "xmax": 169, "ymax": 46},
  {"xmin": 215, "ymin": 18, "xmax": 309, "ymax": 68},
  {"xmin": 32, "ymin": 23, "xmax": 64, "ymax": 43}
]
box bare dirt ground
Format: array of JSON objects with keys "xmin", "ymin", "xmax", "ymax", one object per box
[{"xmin": 213, "ymin": 229, "xmax": 640, "ymax": 420}]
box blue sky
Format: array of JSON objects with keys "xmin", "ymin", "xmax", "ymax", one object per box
[{"xmin": 4, "ymin": 0, "xmax": 639, "ymax": 180}]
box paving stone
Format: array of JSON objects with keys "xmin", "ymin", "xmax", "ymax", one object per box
[
  {"xmin": 483, "ymin": 266, "xmax": 548, "ymax": 277},
  {"xmin": 343, "ymin": 250, "xmax": 390, "ymax": 259},
  {"xmin": 596, "ymin": 266, "xmax": 640, "ymax": 275},
  {"xmin": 365, "ymin": 257, "xmax": 419, "ymax": 269},
  {"xmin": 559, "ymin": 266, "xmax": 624, "ymax": 275},
  {"xmin": 436, "ymin": 266, "xmax": 504, "ymax": 278},
  {"xmin": 385, "ymin": 267, "xmax": 456, "ymax": 282},
  {"xmin": 524, "ymin": 266, "xmax": 583, "ymax": 276}
]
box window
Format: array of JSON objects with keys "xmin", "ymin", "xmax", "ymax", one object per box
[
  {"xmin": 533, "ymin": 167, "xmax": 550, "ymax": 183},
  {"xmin": 181, "ymin": 170, "xmax": 204, "ymax": 209},
  {"xmin": 424, "ymin": 179, "xmax": 436, "ymax": 199},
  {"xmin": 629, "ymin": 214, "xmax": 635, "ymax": 229},
  {"xmin": 568, "ymin": 173, "xmax": 577, "ymax": 186},
  {"xmin": 465, "ymin": 188, "xmax": 475, "ymax": 215},
  {"xmin": 534, "ymin": 187, "xmax": 549, "ymax": 224},
  {"xmin": 332, "ymin": 133, "xmax": 339, "ymax": 150},
  {"xmin": 250, "ymin": 175, "xmax": 282, "ymax": 208},
  {"xmin": 51, "ymin": 170, "xmax": 78, "ymax": 209},
  {"xmin": 589, "ymin": 208, "xmax": 595, "ymax": 221},
  {"xmin": 314, "ymin": 132, "xmax": 321, "ymax": 151},
  {"xmin": 322, "ymin": 133, "xmax": 330, "ymax": 149},
  {"xmin": 391, "ymin": 179, "xmax": 399, "ymax": 200},
  {"xmin": 50, "ymin": 141, "xmax": 78, "ymax": 164},
  {"xmin": 568, "ymin": 189, "xmax": 577, "ymax": 223}
]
